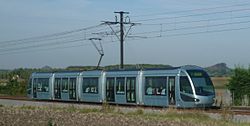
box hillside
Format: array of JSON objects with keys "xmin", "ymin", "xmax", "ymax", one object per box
[{"xmin": 205, "ymin": 63, "xmax": 232, "ymax": 77}]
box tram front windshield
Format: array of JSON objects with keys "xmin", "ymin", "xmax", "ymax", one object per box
[{"xmin": 187, "ymin": 70, "xmax": 215, "ymax": 96}]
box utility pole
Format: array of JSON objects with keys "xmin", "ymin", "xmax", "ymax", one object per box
[
  {"xmin": 103, "ymin": 11, "xmax": 138, "ymax": 69},
  {"xmin": 115, "ymin": 11, "xmax": 129, "ymax": 70}
]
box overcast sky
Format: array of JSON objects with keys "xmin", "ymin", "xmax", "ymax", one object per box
[{"xmin": 0, "ymin": 0, "xmax": 250, "ymax": 69}]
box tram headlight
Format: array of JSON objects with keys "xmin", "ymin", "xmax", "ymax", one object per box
[{"xmin": 194, "ymin": 98, "xmax": 200, "ymax": 102}]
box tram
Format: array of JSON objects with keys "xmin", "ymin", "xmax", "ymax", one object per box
[{"xmin": 27, "ymin": 65, "xmax": 215, "ymax": 108}]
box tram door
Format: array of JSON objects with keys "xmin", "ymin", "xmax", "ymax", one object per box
[
  {"xmin": 168, "ymin": 77, "xmax": 176, "ymax": 105},
  {"xmin": 106, "ymin": 78, "xmax": 115, "ymax": 102},
  {"xmin": 126, "ymin": 77, "xmax": 136, "ymax": 103},
  {"xmin": 54, "ymin": 78, "xmax": 61, "ymax": 99},
  {"xmin": 33, "ymin": 78, "xmax": 37, "ymax": 98},
  {"xmin": 69, "ymin": 78, "xmax": 76, "ymax": 100}
]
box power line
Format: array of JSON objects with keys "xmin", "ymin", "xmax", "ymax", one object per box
[
  {"xmin": 141, "ymin": 15, "xmax": 250, "ymax": 26},
  {"xmin": 1, "ymin": 24, "xmax": 250, "ymax": 55},
  {"xmin": 0, "ymin": 25, "xmax": 110, "ymax": 49},
  {"xmin": 132, "ymin": 19, "xmax": 250, "ymax": 35},
  {"xmin": 127, "ymin": 26, "xmax": 250, "ymax": 40},
  {"xmin": 0, "ymin": 33, "xmax": 84, "ymax": 48},
  {"xmin": 0, "ymin": 38, "xmax": 88, "ymax": 53},
  {"xmin": 0, "ymin": 40, "xmax": 117, "ymax": 56},
  {"xmin": 0, "ymin": 24, "xmax": 103, "ymax": 44},
  {"xmin": 135, "ymin": 8, "xmax": 250, "ymax": 22},
  {"xmin": 131, "ymin": 2, "xmax": 250, "ymax": 18}
]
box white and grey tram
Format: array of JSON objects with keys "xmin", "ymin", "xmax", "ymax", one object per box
[{"xmin": 27, "ymin": 65, "xmax": 215, "ymax": 108}]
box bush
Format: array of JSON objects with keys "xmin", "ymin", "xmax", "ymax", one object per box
[
  {"xmin": 227, "ymin": 66, "xmax": 250, "ymax": 106},
  {"xmin": 0, "ymin": 78, "xmax": 27, "ymax": 96}
]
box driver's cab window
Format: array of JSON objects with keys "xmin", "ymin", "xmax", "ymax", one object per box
[{"xmin": 180, "ymin": 76, "xmax": 193, "ymax": 94}]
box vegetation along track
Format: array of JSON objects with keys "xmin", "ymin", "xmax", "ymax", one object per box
[{"xmin": 0, "ymin": 96, "xmax": 250, "ymax": 115}]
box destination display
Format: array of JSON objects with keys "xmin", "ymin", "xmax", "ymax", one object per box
[{"xmin": 188, "ymin": 71, "xmax": 204, "ymax": 77}]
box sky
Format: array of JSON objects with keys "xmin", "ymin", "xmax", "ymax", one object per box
[{"xmin": 0, "ymin": 0, "xmax": 250, "ymax": 69}]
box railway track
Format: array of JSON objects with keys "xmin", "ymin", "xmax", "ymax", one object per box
[
  {"xmin": 0, "ymin": 96, "xmax": 28, "ymax": 100},
  {"xmin": 230, "ymin": 106, "xmax": 250, "ymax": 115},
  {"xmin": 0, "ymin": 96, "xmax": 250, "ymax": 115}
]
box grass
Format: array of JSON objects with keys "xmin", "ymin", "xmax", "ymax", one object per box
[
  {"xmin": 101, "ymin": 101, "xmax": 115, "ymax": 113},
  {"xmin": 1, "ymin": 105, "xmax": 249, "ymax": 126},
  {"xmin": 47, "ymin": 118, "xmax": 53, "ymax": 126},
  {"xmin": 128, "ymin": 109, "xmax": 209, "ymax": 122},
  {"xmin": 126, "ymin": 108, "xmax": 144, "ymax": 116},
  {"xmin": 124, "ymin": 108, "xmax": 250, "ymax": 126},
  {"xmin": 79, "ymin": 108, "xmax": 99, "ymax": 113},
  {"xmin": 20, "ymin": 105, "xmax": 37, "ymax": 110},
  {"xmin": 221, "ymin": 106, "xmax": 234, "ymax": 122},
  {"xmin": 65, "ymin": 105, "xmax": 78, "ymax": 113}
]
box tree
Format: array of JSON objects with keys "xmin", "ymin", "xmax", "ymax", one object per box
[{"xmin": 227, "ymin": 66, "xmax": 250, "ymax": 106}]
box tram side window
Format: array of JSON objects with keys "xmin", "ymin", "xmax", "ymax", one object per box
[
  {"xmin": 69, "ymin": 78, "xmax": 76, "ymax": 90},
  {"xmin": 145, "ymin": 77, "xmax": 167, "ymax": 96},
  {"xmin": 82, "ymin": 77, "xmax": 98, "ymax": 94},
  {"xmin": 36, "ymin": 78, "xmax": 49, "ymax": 92},
  {"xmin": 61, "ymin": 78, "xmax": 68, "ymax": 93},
  {"xmin": 180, "ymin": 76, "xmax": 193, "ymax": 94},
  {"xmin": 116, "ymin": 77, "xmax": 125, "ymax": 94},
  {"xmin": 126, "ymin": 77, "xmax": 136, "ymax": 102},
  {"xmin": 54, "ymin": 78, "xmax": 61, "ymax": 89}
]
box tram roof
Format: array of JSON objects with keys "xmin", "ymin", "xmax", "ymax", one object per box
[{"xmin": 32, "ymin": 65, "xmax": 204, "ymax": 74}]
